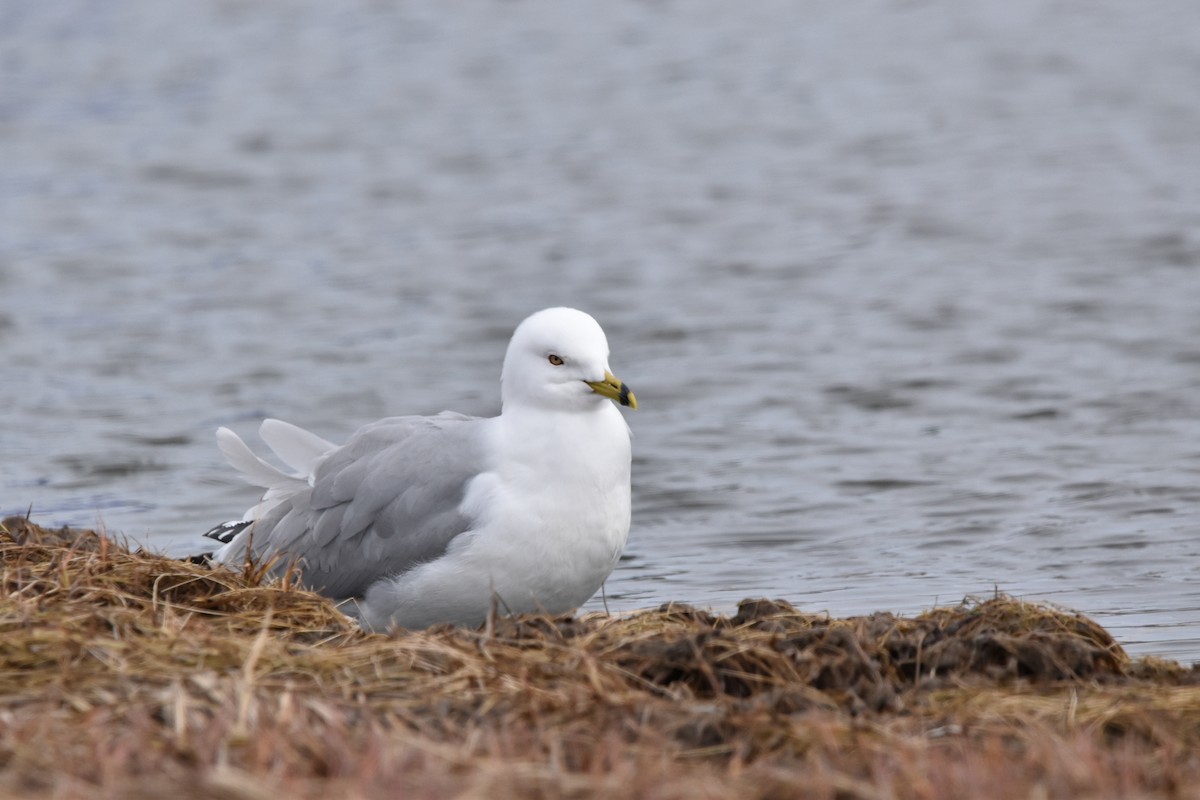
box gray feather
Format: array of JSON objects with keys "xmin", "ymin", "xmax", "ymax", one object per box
[{"xmin": 225, "ymin": 412, "xmax": 487, "ymax": 599}]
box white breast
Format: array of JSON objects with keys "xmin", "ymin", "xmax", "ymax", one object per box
[{"xmin": 355, "ymin": 405, "xmax": 632, "ymax": 631}]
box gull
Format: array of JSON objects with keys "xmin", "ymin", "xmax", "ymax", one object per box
[{"xmin": 203, "ymin": 307, "xmax": 637, "ymax": 631}]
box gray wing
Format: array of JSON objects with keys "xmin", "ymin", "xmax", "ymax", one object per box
[{"xmin": 230, "ymin": 412, "xmax": 489, "ymax": 598}]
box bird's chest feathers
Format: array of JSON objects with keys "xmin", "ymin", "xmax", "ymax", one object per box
[
  {"xmin": 514, "ymin": 423, "xmax": 626, "ymax": 516},
  {"xmin": 469, "ymin": 409, "xmax": 631, "ymax": 544}
]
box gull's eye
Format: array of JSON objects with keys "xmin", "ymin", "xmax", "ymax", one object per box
[{"xmin": 548, "ymin": 354, "xmax": 564, "ymax": 366}]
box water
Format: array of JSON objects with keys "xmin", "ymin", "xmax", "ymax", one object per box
[{"xmin": 3, "ymin": 0, "xmax": 1199, "ymax": 662}]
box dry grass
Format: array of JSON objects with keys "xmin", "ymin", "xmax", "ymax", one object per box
[{"xmin": 1, "ymin": 515, "xmax": 1198, "ymax": 799}]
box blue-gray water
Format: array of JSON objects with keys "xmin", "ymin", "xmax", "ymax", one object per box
[{"xmin": 3, "ymin": 1, "xmax": 1199, "ymax": 661}]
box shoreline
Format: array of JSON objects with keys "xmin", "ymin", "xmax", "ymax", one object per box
[{"xmin": 1, "ymin": 515, "xmax": 1198, "ymax": 799}]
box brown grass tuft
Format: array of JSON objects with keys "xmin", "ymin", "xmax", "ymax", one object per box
[{"xmin": 1, "ymin": 516, "xmax": 1198, "ymax": 799}]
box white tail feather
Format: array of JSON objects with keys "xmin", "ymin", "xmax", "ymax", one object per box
[
  {"xmin": 258, "ymin": 418, "xmax": 336, "ymax": 477},
  {"xmin": 216, "ymin": 426, "xmax": 307, "ymax": 491}
]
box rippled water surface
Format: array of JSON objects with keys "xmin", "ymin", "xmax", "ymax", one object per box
[{"xmin": 3, "ymin": 1, "xmax": 1200, "ymax": 660}]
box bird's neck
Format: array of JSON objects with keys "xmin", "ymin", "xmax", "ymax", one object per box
[{"xmin": 496, "ymin": 404, "xmax": 630, "ymax": 475}]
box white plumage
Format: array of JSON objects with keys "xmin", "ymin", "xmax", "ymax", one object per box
[{"xmin": 204, "ymin": 307, "xmax": 636, "ymax": 631}]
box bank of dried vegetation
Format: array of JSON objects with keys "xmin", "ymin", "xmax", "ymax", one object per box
[{"xmin": 1, "ymin": 516, "xmax": 1197, "ymax": 799}]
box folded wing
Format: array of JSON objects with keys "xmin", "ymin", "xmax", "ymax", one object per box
[{"xmin": 212, "ymin": 413, "xmax": 486, "ymax": 598}]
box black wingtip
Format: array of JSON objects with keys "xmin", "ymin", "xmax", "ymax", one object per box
[{"xmin": 203, "ymin": 519, "xmax": 253, "ymax": 544}]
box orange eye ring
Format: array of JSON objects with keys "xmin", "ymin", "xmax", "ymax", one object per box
[{"xmin": 548, "ymin": 354, "xmax": 564, "ymax": 366}]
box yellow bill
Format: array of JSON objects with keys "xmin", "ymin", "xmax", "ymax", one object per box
[{"xmin": 586, "ymin": 370, "xmax": 637, "ymax": 409}]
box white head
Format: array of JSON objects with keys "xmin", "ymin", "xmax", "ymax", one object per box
[{"xmin": 500, "ymin": 307, "xmax": 637, "ymax": 413}]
